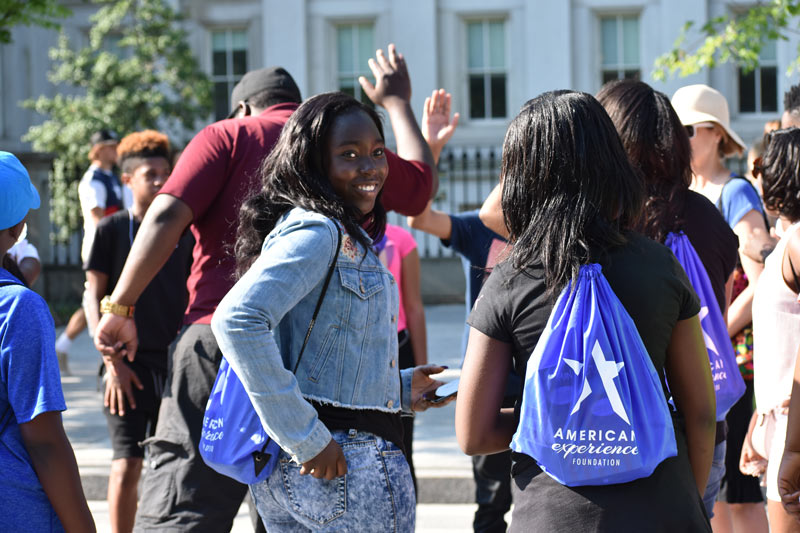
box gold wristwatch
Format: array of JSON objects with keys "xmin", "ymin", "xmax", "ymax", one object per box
[{"xmin": 100, "ymin": 296, "xmax": 135, "ymax": 318}]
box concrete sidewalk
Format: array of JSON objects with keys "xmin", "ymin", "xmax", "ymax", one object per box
[{"xmin": 61, "ymin": 304, "xmax": 480, "ymax": 529}]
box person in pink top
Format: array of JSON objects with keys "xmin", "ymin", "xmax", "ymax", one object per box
[{"xmin": 377, "ymin": 223, "xmax": 427, "ymax": 492}]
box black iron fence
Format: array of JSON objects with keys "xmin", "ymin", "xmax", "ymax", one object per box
[{"xmin": 387, "ymin": 146, "xmax": 501, "ymax": 259}]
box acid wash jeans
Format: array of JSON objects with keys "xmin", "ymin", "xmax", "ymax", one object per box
[{"xmin": 250, "ymin": 429, "xmax": 415, "ymax": 532}]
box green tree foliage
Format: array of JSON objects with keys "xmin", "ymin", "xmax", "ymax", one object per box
[
  {"xmin": 0, "ymin": 0, "xmax": 72, "ymax": 43},
  {"xmin": 23, "ymin": 0, "xmax": 211, "ymax": 241},
  {"xmin": 653, "ymin": 0, "xmax": 800, "ymax": 81}
]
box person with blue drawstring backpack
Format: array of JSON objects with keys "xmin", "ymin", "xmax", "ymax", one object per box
[
  {"xmin": 597, "ymin": 80, "xmax": 742, "ymax": 520},
  {"xmin": 457, "ymin": 91, "xmax": 716, "ymax": 532}
]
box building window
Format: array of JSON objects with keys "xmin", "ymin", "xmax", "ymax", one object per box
[
  {"xmin": 336, "ymin": 23, "xmax": 374, "ymax": 104},
  {"xmin": 738, "ymin": 39, "xmax": 778, "ymax": 113},
  {"xmin": 599, "ymin": 15, "xmax": 640, "ymax": 85},
  {"xmin": 211, "ymin": 29, "xmax": 248, "ymax": 120},
  {"xmin": 466, "ymin": 19, "xmax": 507, "ymax": 120}
]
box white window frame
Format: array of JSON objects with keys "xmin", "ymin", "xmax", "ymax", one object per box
[
  {"xmin": 334, "ymin": 21, "xmax": 375, "ymax": 103},
  {"xmin": 210, "ymin": 28, "xmax": 249, "ymax": 120},
  {"xmin": 598, "ymin": 13, "xmax": 641, "ymax": 86},
  {"xmin": 464, "ymin": 18, "xmax": 508, "ymax": 122}
]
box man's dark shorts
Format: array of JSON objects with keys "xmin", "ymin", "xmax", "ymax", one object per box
[{"xmin": 103, "ymin": 358, "xmax": 165, "ymax": 460}]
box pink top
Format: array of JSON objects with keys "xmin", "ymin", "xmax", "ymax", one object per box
[{"xmin": 378, "ymin": 224, "xmax": 417, "ymax": 332}]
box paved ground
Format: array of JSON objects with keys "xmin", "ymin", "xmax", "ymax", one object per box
[{"xmin": 61, "ymin": 304, "xmax": 499, "ymax": 531}]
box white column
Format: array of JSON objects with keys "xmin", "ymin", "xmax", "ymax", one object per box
[
  {"xmin": 262, "ymin": 0, "xmax": 309, "ymax": 98},
  {"xmin": 388, "ymin": 0, "xmax": 438, "ymax": 122},
  {"xmin": 526, "ymin": 0, "xmax": 572, "ymax": 96}
]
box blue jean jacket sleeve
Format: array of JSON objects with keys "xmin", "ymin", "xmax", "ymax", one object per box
[{"xmin": 211, "ymin": 214, "xmax": 338, "ymax": 464}]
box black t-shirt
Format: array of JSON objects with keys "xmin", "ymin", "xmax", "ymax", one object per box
[
  {"xmin": 680, "ymin": 190, "xmax": 739, "ymax": 312},
  {"xmin": 85, "ymin": 209, "xmax": 193, "ymax": 372},
  {"xmin": 467, "ymin": 232, "xmax": 709, "ymax": 532}
]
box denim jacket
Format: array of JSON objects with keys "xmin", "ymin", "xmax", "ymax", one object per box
[{"xmin": 211, "ymin": 208, "xmax": 412, "ymax": 463}]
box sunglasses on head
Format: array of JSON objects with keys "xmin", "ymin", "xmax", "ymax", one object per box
[{"xmin": 685, "ymin": 122, "xmax": 716, "ymax": 139}]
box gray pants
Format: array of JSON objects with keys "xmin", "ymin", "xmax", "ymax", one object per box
[{"xmin": 134, "ymin": 324, "xmax": 250, "ymax": 532}]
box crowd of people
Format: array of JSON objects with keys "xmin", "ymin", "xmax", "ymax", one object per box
[{"xmin": 4, "ymin": 41, "xmax": 800, "ymax": 533}]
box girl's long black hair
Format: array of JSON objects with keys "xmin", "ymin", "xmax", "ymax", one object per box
[
  {"xmin": 596, "ymin": 79, "xmax": 692, "ymax": 243},
  {"xmin": 235, "ymin": 92, "xmax": 386, "ymax": 276},
  {"xmin": 501, "ymin": 90, "xmax": 644, "ymax": 297}
]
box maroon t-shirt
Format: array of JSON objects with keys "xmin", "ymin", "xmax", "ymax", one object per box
[{"xmin": 159, "ymin": 103, "xmax": 433, "ymax": 325}]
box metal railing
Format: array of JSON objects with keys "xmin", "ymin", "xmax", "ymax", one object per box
[{"xmin": 388, "ymin": 146, "xmax": 501, "ymax": 259}]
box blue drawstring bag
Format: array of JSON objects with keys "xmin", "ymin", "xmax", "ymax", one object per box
[
  {"xmin": 510, "ymin": 264, "xmax": 677, "ymax": 486},
  {"xmin": 665, "ymin": 231, "xmax": 745, "ymax": 420},
  {"xmin": 199, "ymin": 357, "xmax": 280, "ymax": 484}
]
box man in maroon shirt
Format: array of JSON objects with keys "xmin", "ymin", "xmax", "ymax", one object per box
[{"xmin": 95, "ymin": 45, "xmax": 437, "ymax": 531}]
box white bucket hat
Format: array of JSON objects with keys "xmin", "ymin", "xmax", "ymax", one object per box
[{"xmin": 671, "ymin": 84, "xmax": 746, "ymax": 157}]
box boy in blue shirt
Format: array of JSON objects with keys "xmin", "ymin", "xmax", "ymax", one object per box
[{"xmin": 0, "ymin": 151, "xmax": 95, "ymax": 532}]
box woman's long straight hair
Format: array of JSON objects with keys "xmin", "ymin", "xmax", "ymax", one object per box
[
  {"xmin": 597, "ymin": 79, "xmax": 692, "ymax": 242},
  {"xmin": 501, "ymin": 90, "xmax": 644, "ymax": 297},
  {"xmin": 234, "ymin": 92, "xmax": 387, "ymax": 277}
]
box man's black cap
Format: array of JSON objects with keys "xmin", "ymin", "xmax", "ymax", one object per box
[
  {"xmin": 89, "ymin": 129, "xmax": 119, "ymax": 146},
  {"xmin": 228, "ymin": 67, "xmax": 301, "ymax": 118}
]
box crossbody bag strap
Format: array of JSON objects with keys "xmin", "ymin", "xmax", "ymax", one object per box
[{"xmin": 292, "ymin": 228, "xmax": 342, "ymax": 374}]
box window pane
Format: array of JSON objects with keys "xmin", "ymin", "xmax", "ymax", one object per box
[
  {"xmin": 600, "ymin": 18, "xmax": 618, "ymax": 67},
  {"xmin": 337, "ymin": 26, "xmax": 354, "ymax": 74},
  {"xmin": 214, "ymin": 81, "xmax": 230, "ymax": 121},
  {"xmin": 761, "ymin": 66, "xmax": 778, "ymax": 112},
  {"xmin": 489, "ymin": 21, "xmax": 505, "ymax": 69},
  {"xmin": 212, "ymin": 50, "xmax": 227, "ymax": 76},
  {"xmin": 231, "ymin": 30, "xmax": 247, "ymax": 50},
  {"xmin": 622, "ymin": 17, "xmax": 639, "ymax": 66},
  {"xmin": 490, "ymin": 74, "xmax": 506, "ymax": 118},
  {"xmin": 357, "ymin": 24, "xmax": 374, "ymax": 72},
  {"xmin": 761, "ymin": 39, "xmax": 777, "ymax": 62},
  {"xmin": 602, "ymin": 70, "xmax": 618, "ymax": 84},
  {"xmin": 467, "ymin": 22, "xmax": 483, "ymax": 69},
  {"xmin": 469, "ymin": 74, "xmax": 486, "ymax": 119},
  {"xmin": 623, "ymin": 69, "xmax": 640, "ymax": 81},
  {"xmin": 212, "ymin": 31, "xmax": 226, "ymax": 51},
  {"xmin": 738, "ymin": 69, "xmax": 756, "ymax": 113},
  {"xmin": 232, "ymin": 50, "xmax": 247, "ymax": 76}
]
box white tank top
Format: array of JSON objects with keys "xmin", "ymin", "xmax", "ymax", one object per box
[{"xmin": 753, "ymin": 221, "xmax": 800, "ymax": 413}]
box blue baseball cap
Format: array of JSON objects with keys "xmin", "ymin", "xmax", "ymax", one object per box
[{"xmin": 0, "ymin": 152, "xmax": 40, "ymax": 230}]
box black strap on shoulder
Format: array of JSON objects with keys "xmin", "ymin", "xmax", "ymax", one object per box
[
  {"xmin": 252, "ymin": 228, "xmax": 343, "ymax": 473},
  {"xmin": 292, "ymin": 228, "xmax": 342, "ymax": 374}
]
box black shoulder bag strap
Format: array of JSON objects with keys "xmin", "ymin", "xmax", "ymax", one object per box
[
  {"xmin": 0, "ymin": 278, "xmax": 23, "ymax": 436},
  {"xmin": 253, "ymin": 228, "xmax": 342, "ymax": 473},
  {"xmin": 292, "ymin": 228, "xmax": 342, "ymax": 374}
]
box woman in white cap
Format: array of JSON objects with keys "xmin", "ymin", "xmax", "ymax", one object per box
[{"xmin": 672, "ymin": 84, "xmax": 770, "ymax": 533}]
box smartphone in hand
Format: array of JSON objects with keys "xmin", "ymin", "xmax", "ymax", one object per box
[{"xmin": 428, "ymin": 378, "xmax": 459, "ymax": 404}]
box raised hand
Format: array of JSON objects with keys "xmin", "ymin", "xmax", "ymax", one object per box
[
  {"xmin": 422, "ymin": 89, "xmax": 460, "ymax": 164},
  {"xmin": 359, "ymin": 43, "xmax": 411, "ymax": 111}
]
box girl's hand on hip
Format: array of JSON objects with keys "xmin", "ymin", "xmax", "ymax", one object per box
[{"xmin": 300, "ymin": 439, "xmax": 347, "ymax": 480}]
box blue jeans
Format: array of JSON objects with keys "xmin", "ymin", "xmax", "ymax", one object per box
[
  {"xmin": 250, "ymin": 429, "xmax": 415, "ymax": 532},
  {"xmin": 702, "ymin": 440, "xmax": 727, "ymax": 518}
]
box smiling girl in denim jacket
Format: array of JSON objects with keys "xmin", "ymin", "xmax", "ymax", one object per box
[{"xmin": 211, "ymin": 92, "xmax": 450, "ymax": 532}]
